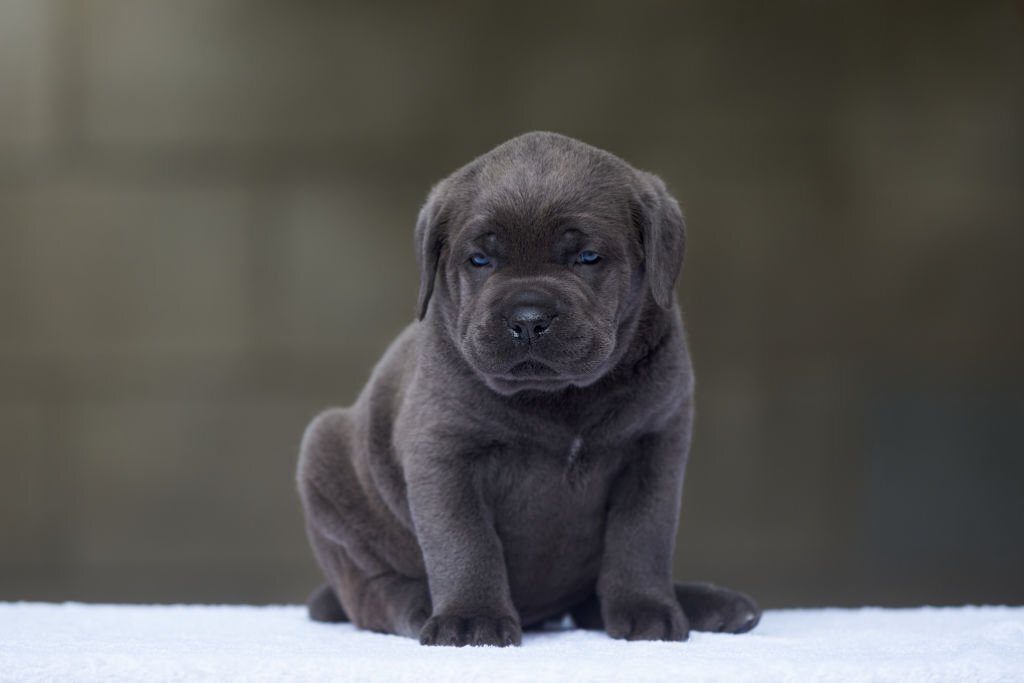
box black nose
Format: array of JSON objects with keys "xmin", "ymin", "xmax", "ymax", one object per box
[{"xmin": 505, "ymin": 294, "xmax": 557, "ymax": 342}]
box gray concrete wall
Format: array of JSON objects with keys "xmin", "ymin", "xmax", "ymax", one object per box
[{"xmin": 1, "ymin": 0, "xmax": 1022, "ymax": 607}]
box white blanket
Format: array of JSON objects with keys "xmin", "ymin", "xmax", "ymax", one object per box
[{"xmin": 1, "ymin": 603, "xmax": 1021, "ymax": 682}]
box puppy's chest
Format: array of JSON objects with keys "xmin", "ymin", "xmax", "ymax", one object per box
[
  {"xmin": 485, "ymin": 430, "xmax": 622, "ymax": 504},
  {"xmin": 486, "ymin": 433, "xmax": 615, "ymax": 589}
]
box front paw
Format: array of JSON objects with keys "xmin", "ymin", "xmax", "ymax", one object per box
[
  {"xmin": 603, "ymin": 595, "xmax": 689, "ymax": 642},
  {"xmin": 419, "ymin": 612, "xmax": 522, "ymax": 647}
]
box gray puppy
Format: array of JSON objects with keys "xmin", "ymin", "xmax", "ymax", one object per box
[{"xmin": 297, "ymin": 132, "xmax": 760, "ymax": 647}]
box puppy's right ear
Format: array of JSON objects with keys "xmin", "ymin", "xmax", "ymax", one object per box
[{"xmin": 415, "ymin": 181, "xmax": 449, "ymax": 320}]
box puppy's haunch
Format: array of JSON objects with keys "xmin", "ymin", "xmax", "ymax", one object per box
[{"xmin": 297, "ymin": 132, "xmax": 759, "ymax": 647}]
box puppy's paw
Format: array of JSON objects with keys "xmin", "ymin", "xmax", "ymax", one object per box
[
  {"xmin": 675, "ymin": 582, "xmax": 761, "ymax": 634},
  {"xmin": 603, "ymin": 595, "xmax": 689, "ymax": 642},
  {"xmin": 419, "ymin": 612, "xmax": 522, "ymax": 647}
]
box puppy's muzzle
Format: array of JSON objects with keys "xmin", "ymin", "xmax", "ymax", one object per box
[{"xmin": 502, "ymin": 290, "xmax": 558, "ymax": 344}]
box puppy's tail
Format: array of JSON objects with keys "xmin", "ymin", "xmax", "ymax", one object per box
[{"xmin": 307, "ymin": 583, "xmax": 349, "ymax": 623}]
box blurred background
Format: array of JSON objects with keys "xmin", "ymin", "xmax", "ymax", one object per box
[{"xmin": 1, "ymin": 0, "xmax": 1022, "ymax": 609}]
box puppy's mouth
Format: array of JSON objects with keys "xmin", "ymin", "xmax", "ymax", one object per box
[{"xmin": 505, "ymin": 360, "xmax": 558, "ymax": 379}]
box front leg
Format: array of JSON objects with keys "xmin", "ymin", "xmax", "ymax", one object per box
[
  {"xmin": 598, "ymin": 429, "xmax": 691, "ymax": 641},
  {"xmin": 405, "ymin": 445, "xmax": 522, "ymax": 647}
]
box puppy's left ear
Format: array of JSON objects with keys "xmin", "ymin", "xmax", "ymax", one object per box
[
  {"xmin": 633, "ymin": 171, "xmax": 686, "ymax": 310},
  {"xmin": 415, "ymin": 180, "xmax": 449, "ymax": 320}
]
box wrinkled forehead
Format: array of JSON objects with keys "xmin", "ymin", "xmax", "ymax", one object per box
[{"xmin": 451, "ymin": 157, "xmax": 636, "ymax": 252}]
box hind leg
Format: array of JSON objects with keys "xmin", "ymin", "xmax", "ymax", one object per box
[
  {"xmin": 298, "ymin": 408, "xmax": 431, "ymax": 638},
  {"xmin": 307, "ymin": 528, "xmax": 431, "ymax": 637},
  {"xmin": 672, "ymin": 582, "xmax": 760, "ymax": 634},
  {"xmin": 570, "ymin": 581, "xmax": 760, "ymax": 635}
]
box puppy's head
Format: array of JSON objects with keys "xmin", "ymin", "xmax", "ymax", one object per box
[{"xmin": 416, "ymin": 132, "xmax": 685, "ymax": 395}]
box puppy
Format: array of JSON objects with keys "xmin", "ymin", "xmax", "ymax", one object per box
[{"xmin": 297, "ymin": 132, "xmax": 760, "ymax": 646}]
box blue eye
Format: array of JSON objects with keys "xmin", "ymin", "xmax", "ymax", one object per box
[
  {"xmin": 470, "ymin": 253, "xmax": 491, "ymax": 267},
  {"xmin": 577, "ymin": 250, "xmax": 601, "ymax": 265}
]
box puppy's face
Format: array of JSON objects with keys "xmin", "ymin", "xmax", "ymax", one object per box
[
  {"xmin": 449, "ymin": 198, "xmax": 639, "ymax": 394},
  {"xmin": 416, "ymin": 133, "xmax": 685, "ymax": 395}
]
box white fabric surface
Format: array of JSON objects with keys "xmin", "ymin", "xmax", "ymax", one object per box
[{"xmin": 1, "ymin": 603, "xmax": 1022, "ymax": 682}]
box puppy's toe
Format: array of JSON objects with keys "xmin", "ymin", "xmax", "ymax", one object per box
[
  {"xmin": 420, "ymin": 612, "xmax": 522, "ymax": 647},
  {"xmin": 468, "ymin": 614, "xmax": 522, "ymax": 646},
  {"xmin": 604, "ymin": 596, "xmax": 689, "ymax": 642},
  {"xmin": 419, "ymin": 614, "xmax": 463, "ymax": 646}
]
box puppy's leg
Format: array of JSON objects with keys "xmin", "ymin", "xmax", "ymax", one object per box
[
  {"xmin": 569, "ymin": 583, "xmax": 760, "ymax": 635},
  {"xmin": 596, "ymin": 429, "xmax": 691, "ymax": 641},
  {"xmin": 299, "ymin": 409, "xmax": 430, "ymax": 638},
  {"xmin": 307, "ymin": 522, "xmax": 432, "ymax": 638},
  {"xmin": 406, "ymin": 448, "xmax": 522, "ymax": 647}
]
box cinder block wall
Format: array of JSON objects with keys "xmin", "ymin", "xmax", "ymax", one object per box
[{"xmin": 1, "ymin": 0, "xmax": 1022, "ymax": 606}]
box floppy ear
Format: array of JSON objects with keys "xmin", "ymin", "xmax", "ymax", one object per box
[
  {"xmin": 414, "ymin": 181, "xmax": 449, "ymax": 320},
  {"xmin": 633, "ymin": 171, "xmax": 686, "ymax": 310}
]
